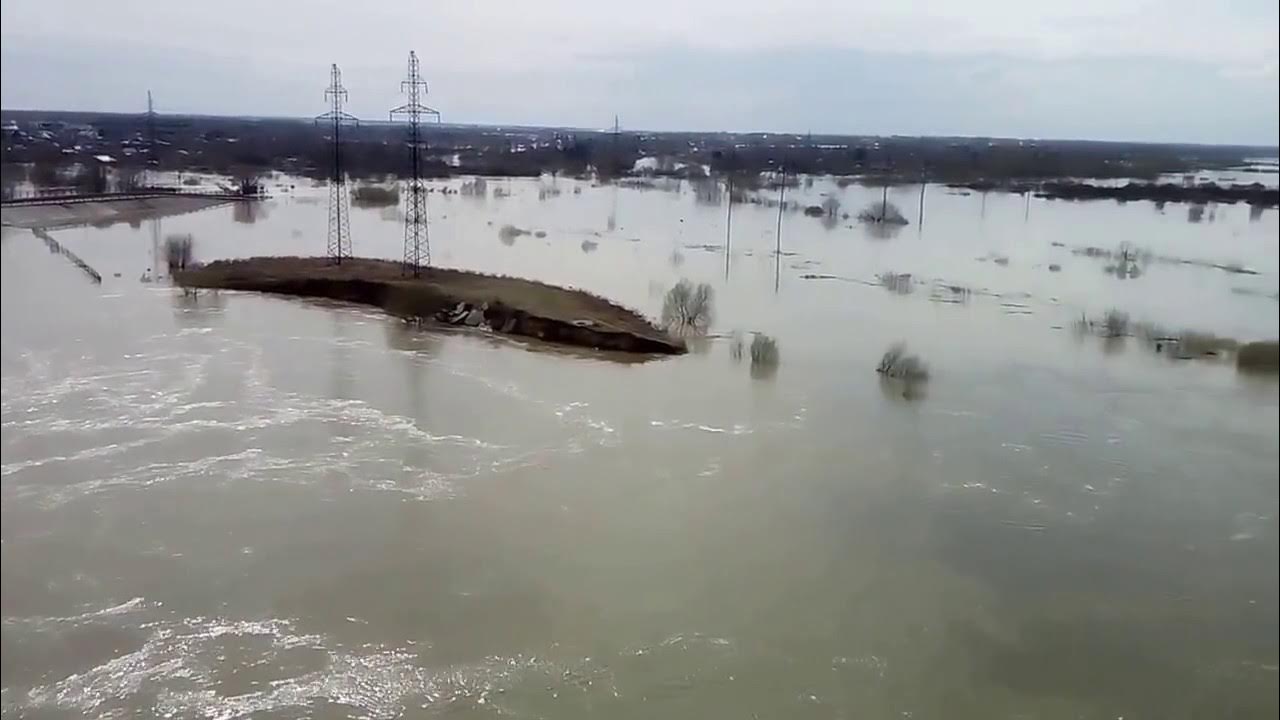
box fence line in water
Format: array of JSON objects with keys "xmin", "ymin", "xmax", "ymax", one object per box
[{"xmin": 31, "ymin": 227, "xmax": 102, "ymax": 284}]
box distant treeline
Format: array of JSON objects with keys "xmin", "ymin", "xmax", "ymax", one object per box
[
  {"xmin": 1036, "ymin": 180, "xmax": 1278, "ymax": 207},
  {"xmin": 3, "ymin": 109, "xmax": 1274, "ymax": 187}
]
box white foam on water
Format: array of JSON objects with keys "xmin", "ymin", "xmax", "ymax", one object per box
[
  {"xmin": 3, "ymin": 597, "xmax": 154, "ymax": 631},
  {"xmin": 4, "ymin": 330, "xmax": 593, "ymax": 506},
  {"xmin": 14, "ymin": 606, "xmax": 611, "ymax": 720}
]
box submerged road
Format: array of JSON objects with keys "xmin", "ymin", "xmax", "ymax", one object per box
[
  {"xmin": 1, "ymin": 190, "xmax": 254, "ymax": 207},
  {"xmin": 0, "ymin": 193, "xmax": 247, "ymax": 231}
]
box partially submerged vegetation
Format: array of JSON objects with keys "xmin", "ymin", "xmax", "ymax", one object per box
[
  {"xmin": 878, "ymin": 271, "xmax": 914, "ymax": 294},
  {"xmin": 749, "ymin": 333, "xmax": 780, "ymax": 379},
  {"xmin": 460, "ymin": 177, "xmax": 489, "ymax": 197},
  {"xmin": 350, "ymin": 184, "xmax": 399, "ymax": 208},
  {"xmin": 661, "ymin": 279, "xmax": 714, "ymax": 332},
  {"xmin": 876, "ymin": 343, "xmax": 930, "ymax": 400},
  {"xmin": 857, "ymin": 201, "xmax": 909, "ymax": 225},
  {"xmin": 163, "ymin": 234, "xmax": 195, "ymax": 273},
  {"xmin": 498, "ymin": 224, "xmax": 530, "ymax": 245},
  {"xmin": 877, "ymin": 343, "xmax": 930, "ymax": 381},
  {"xmin": 175, "ymin": 257, "xmax": 685, "ymax": 356},
  {"xmin": 729, "ymin": 330, "xmax": 745, "ymax": 362},
  {"xmin": 1068, "ymin": 242, "xmax": 1260, "ymax": 277},
  {"xmin": 1079, "ymin": 308, "xmax": 1131, "ymax": 338},
  {"xmin": 1074, "ymin": 307, "xmax": 1279, "ymax": 372}
]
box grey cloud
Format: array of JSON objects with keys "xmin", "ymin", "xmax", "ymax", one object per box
[{"xmin": 2, "ymin": 2, "xmax": 1276, "ymax": 144}]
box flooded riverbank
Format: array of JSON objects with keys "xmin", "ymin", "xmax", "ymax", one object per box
[{"xmin": 3, "ymin": 174, "xmax": 1277, "ymax": 718}]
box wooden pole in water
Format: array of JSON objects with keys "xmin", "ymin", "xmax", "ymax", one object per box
[
  {"xmin": 775, "ymin": 159, "xmax": 787, "ymax": 293},
  {"xmin": 881, "ymin": 184, "xmax": 888, "ymax": 221},
  {"xmin": 775, "ymin": 162, "xmax": 786, "ymax": 255},
  {"xmin": 725, "ymin": 165, "xmax": 733, "ymax": 280}
]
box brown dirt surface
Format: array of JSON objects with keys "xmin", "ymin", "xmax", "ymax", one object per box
[{"xmin": 176, "ymin": 256, "xmax": 685, "ymax": 355}]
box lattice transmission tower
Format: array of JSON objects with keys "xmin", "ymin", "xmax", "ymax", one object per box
[
  {"xmin": 389, "ymin": 51, "xmax": 441, "ymax": 275},
  {"xmin": 316, "ymin": 64, "xmax": 359, "ymax": 263}
]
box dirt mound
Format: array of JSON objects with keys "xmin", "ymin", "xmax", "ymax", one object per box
[{"xmin": 176, "ymin": 256, "xmax": 685, "ymax": 356}]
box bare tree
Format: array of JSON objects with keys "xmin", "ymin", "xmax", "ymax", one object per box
[
  {"xmin": 661, "ymin": 279, "xmax": 714, "ymax": 332},
  {"xmin": 877, "ymin": 343, "xmax": 929, "ymax": 380},
  {"xmin": 857, "ymin": 201, "xmax": 908, "ymax": 225}
]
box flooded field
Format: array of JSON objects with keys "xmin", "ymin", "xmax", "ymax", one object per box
[{"xmin": 3, "ymin": 175, "xmax": 1278, "ymax": 718}]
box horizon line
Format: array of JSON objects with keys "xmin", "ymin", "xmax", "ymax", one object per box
[{"xmin": 2, "ymin": 105, "xmax": 1277, "ymax": 151}]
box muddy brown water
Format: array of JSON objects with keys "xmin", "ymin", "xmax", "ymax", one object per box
[{"xmin": 2, "ymin": 174, "xmax": 1278, "ymax": 718}]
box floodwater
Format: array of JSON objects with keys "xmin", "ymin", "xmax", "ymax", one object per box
[{"xmin": 2, "ymin": 174, "xmax": 1278, "ymax": 719}]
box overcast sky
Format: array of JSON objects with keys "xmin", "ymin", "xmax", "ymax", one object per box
[{"xmin": 2, "ymin": 0, "xmax": 1277, "ymax": 145}]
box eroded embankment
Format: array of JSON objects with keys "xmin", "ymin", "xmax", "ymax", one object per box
[{"xmin": 175, "ymin": 256, "xmax": 685, "ymax": 356}]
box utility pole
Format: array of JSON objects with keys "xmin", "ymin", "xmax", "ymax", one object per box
[
  {"xmin": 611, "ymin": 114, "xmax": 620, "ymax": 170},
  {"xmin": 150, "ymin": 217, "xmax": 162, "ymax": 280},
  {"xmin": 144, "ymin": 91, "xmax": 158, "ymax": 188},
  {"xmin": 724, "ymin": 148, "xmax": 735, "ymax": 280},
  {"xmin": 775, "ymin": 157, "xmax": 787, "ymax": 258},
  {"xmin": 389, "ymin": 51, "xmax": 441, "ymax": 276},
  {"xmin": 775, "ymin": 157, "xmax": 787, "ymax": 293},
  {"xmin": 918, "ymin": 169, "xmax": 927, "ymax": 227},
  {"xmin": 316, "ymin": 64, "xmax": 359, "ymax": 264}
]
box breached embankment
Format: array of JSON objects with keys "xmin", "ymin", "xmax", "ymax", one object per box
[{"xmin": 175, "ymin": 257, "xmax": 686, "ymax": 356}]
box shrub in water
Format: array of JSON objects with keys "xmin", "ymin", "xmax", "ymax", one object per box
[
  {"xmin": 350, "ymin": 184, "xmax": 399, "ymax": 208},
  {"xmin": 661, "ymin": 279, "xmax": 714, "ymax": 332},
  {"xmin": 1102, "ymin": 309, "xmax": 1130, "ymax": 338},
  {"xmin": 164, "ymin": 234, "xmax": 194, "ymax": 273},
  {"xmin": 750, "ymin": 333, "xmax": 780, "ymax": 369},
  {"xmin": 857, "ymin": 201, "xmax": 908, "ymax": 225},
  {"xmin": 877, "ymin": 343, "xmax": 929, "ymax": 381},
  {"xmin": 747, "ymin": 333, "xmax": 780, "ymax": 379}
]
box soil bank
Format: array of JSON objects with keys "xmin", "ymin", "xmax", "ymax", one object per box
[{"xmin": 176, "ymin": 256, "xmax": 686, "ymax": 356}]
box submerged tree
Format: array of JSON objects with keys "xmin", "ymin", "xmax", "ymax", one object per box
[
  {"xmin": 460, "ymin": 177, "xmax": 488, "ymax": 197},
  {"xmin": 661, "ymin": 279, "xmax": 714, "ymax": 332},
  {"xmin": 877, "ymin": 343, "xmax": 929, "ymax": 381},
  {"xmin": 1101, "ymin": 309, "xmax": 1130, "ymax": 338},
  {"xmin": 498, "ymin": 224, "xmax": 529, "ymax": 246},
  {"xmin": 350, "ymin": 184, "xmax": 400, "ymax": 208},
  {"xmin": 693, "ymin": 177, "xmax": 724, "ymax": 205},
  {"xmin": 749, "ymin": 333, "xmax": 780, "ymax": 379},
  {"xmin": 857, "ymin": 200, "xmax": 909, "ymax": 225},
  {"xmin": 164, "ymin": 234, "xmax": 195, "ymax": 273},
  {"xmin": 728, "ymin": 330, "xmax": 745, "ymax": 362}
]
